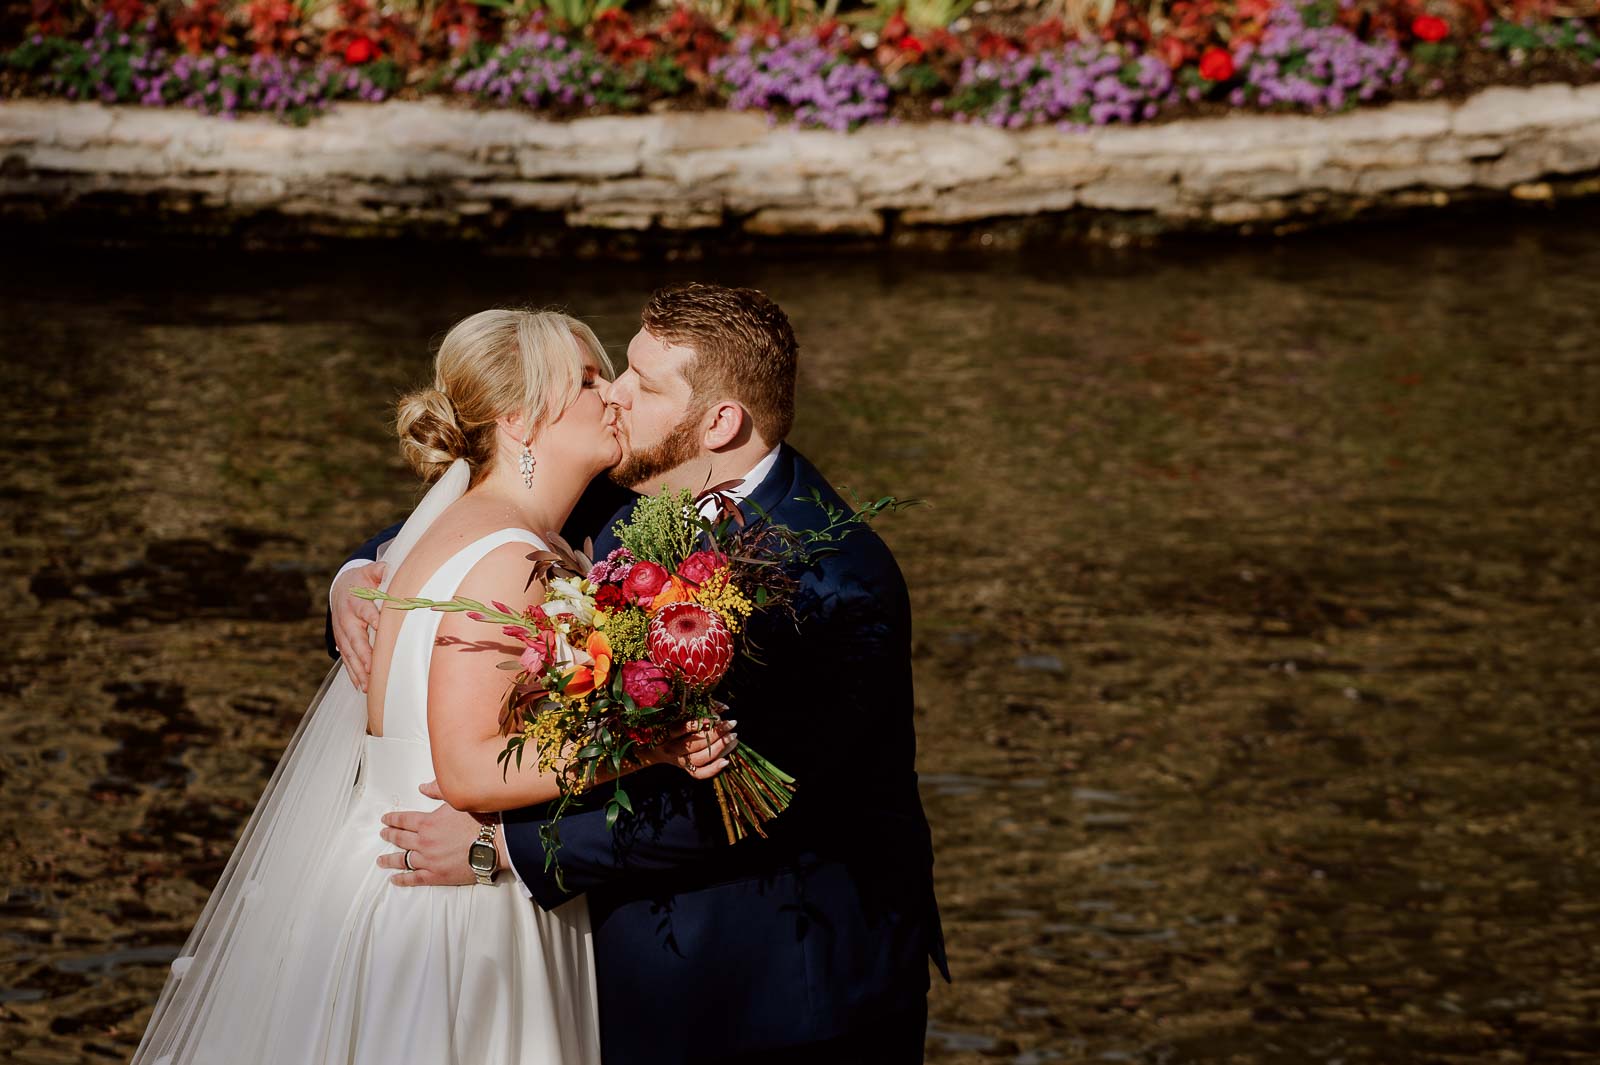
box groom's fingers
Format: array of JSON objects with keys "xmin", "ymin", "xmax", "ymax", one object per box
[
  {"xmin": 382, "ymin": 811, "xmax": 423, "ymax": 834},
  {"xmin": 378, "ymin": 825, "xmax": 420, "ymax": 851}
]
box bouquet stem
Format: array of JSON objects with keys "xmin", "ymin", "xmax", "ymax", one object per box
[{"xmin": 711, "ymin": 745, "xmax": 796, "ymax": 844}]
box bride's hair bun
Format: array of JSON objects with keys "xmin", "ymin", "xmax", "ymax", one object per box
[
  {"xmin": 394, "ymin": 308, "xmax": 617, "ymax": 486},
  {"xmin": 396, "ymin": 386, "xmax": 469, "ymax": 484}
]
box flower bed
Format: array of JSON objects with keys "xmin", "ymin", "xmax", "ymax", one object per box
[{"xmin": 4, "ymin": 1, "xmax": 1598, "ymax": 129}]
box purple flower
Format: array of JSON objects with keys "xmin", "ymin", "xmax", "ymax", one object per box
[{"xmin": 711, "ymin": 32, "xmax": 889, "ymax": 131}]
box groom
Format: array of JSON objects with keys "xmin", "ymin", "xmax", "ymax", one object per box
[{"xmin": 328, "ymin": 284, "xmax": 948, "ymax": 1063}]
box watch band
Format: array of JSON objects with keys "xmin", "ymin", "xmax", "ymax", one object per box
[{"xmin": 472, "ymin": 823, "xmax": 497, "ymax": 886}]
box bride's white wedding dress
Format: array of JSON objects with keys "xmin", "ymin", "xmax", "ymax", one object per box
[{"xmin": 133, "ymin": 461, "xmax": 600, "ymax": 1065}]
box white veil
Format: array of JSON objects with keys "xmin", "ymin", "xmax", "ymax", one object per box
[{"xmin": 131, "ymin": 460, "xmax": 472, "ymax": 1065}]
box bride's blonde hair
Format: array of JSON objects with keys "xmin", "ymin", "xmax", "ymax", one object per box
[{"xmin": 396, "ymin": 309, "xmax": 614, "ymax": 484}]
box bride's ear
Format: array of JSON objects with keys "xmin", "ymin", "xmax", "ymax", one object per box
[{"xmin": 496, "ymin": 413, "xmax": 532, "ymax": 451}]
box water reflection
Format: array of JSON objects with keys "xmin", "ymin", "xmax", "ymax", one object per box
[{"xmin": 2, "ymin": 207, "xmax": 1598, "ymax": 1063}]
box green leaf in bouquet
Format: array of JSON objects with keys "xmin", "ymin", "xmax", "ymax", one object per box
[{"xmin": 612, "ymin": 785, "xmax": 633, "ymax": 813}]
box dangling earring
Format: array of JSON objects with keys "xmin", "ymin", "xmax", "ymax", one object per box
[{"xmin": 519, "ymin": 443, "xmax": 536, "ymax": 489}]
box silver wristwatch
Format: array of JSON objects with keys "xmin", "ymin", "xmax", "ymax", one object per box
[{"xmin": 468, "ymin": 823, "xmax": 498, "ymax": 886}]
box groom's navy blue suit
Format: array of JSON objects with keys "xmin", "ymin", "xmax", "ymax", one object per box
[{"xmin": 332, "ymin": 445, "xmax": 947, "ymax": 1064}]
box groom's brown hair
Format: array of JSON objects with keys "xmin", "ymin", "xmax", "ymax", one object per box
[{"xmin": 641, "ymin": 283, "xmax": 798, "ymax": 445}]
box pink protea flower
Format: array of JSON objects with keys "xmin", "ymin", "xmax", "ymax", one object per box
[{"xmin": 647, "ymin": 602, "xmax": 733, "ymax": 690}]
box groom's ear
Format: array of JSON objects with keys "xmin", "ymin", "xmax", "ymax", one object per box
[{"xmin": 701, "ymin": 400, "xmax": 749, "ymax": 451}]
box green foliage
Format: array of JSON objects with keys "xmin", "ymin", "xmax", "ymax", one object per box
[
  {"xmin": 1410, "ymin": 41, "xmax": 1458, "ymax": 65},
  {"xmin": 876, "ymin": 0, "xmax": 974, "ymax": 31},
  {"xmin": 473, "ymin": 0, "xmax": 626, "ymax": 29},
  {"xmin": 1482, "ymin": 18, "xmax": 1600, "ymax": 65},
  {"xmin": 892, "ymin": 60, "xmax": 946, "ymax": 95},
  {"xmin": 614, "ymin": 487, "xmax": 699, "ymax": 568}
]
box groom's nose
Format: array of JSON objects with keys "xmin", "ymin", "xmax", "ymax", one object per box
[{"xmin": 609, "ymin": 372, "xmax": 635, "ymax": 408}]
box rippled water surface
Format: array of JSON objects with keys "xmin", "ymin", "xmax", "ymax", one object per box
[{"xmin": 3, "ymin": 211, "xmax": 1599, "ymax": 1064}]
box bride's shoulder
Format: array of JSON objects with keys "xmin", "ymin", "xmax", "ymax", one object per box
[{"xmin": 438, "ymin": 524, "xmax": 547, "ymax": 606}]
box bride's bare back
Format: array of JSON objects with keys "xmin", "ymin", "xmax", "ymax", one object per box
[{"xmin": 364, "ymin": 494, "xmax": 540, "ymax": 739}]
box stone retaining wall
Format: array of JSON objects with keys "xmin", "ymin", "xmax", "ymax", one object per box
[{"xmin": 3, "ymin": 84, "xmax": 1599, "ymax": 249}]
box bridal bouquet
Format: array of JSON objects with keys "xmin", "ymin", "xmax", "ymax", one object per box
[{"xmin": 358, "ymin": 483, "xmax": 908, "ymax": 872}]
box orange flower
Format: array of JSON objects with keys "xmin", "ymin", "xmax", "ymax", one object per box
[
  {"xmin": 588, "ymin": 632, "xmax": 613, "ymax": 689},
  {"xmin": 645, "ymin": 575, "xmax": 699, "ymax": 615},
  {"xmin": 561, "ymin": 632, "xmax": 613, "ymax": 697}
]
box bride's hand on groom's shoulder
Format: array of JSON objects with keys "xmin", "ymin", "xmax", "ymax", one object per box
[{"xmin": 332, "ymin": 561, "xmax": 387, "ymax": 691}]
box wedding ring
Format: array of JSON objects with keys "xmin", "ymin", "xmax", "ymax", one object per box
[{"xmin": 403, "ymin": 850, "xmax": 416, "ymax": 872}]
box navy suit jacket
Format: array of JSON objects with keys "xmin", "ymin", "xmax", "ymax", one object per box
[{"xmin": 332, "ymin": 449, "xmax": 946, "ymax": 1063}]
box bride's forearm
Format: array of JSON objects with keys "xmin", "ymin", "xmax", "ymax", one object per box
[{"xmin": 433, "ymin": 735, "xmax": 639, "ymax": 814}]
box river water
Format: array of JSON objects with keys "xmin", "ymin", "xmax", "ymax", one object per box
[{"xmin": 2, "ymin": 209, "xmax": 1599, "ymax": 1064}]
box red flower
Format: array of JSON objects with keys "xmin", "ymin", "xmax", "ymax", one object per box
[
  {"xmin": 623, "ymin": 560, "xmax": 671, "ymax": 607},
  {"xmin": 676, "ymin": 550, "xmax": 726, "ymax": 586},
  {"xmin": 1411, "ymin": 15, "xmax": 1450, "ymax": 42},
  {"xmin": 594, "ymin": 584, "xmax": 628, "ymax": 612},
  {"xmin": 1152, "ymin": 34, "xmax": 1190, "ymax": 70},
  {"xmin": 647, "ymin": 603, "xmax": 734, "ymax": 690},
  {"xmin": 621, "ymin": 660, "xmax": 672, "ymax": 709},
  {"xmin": 1198, "ymin": 47, "xmax": 1236, "ymax": 82},
  {"xmin": 343, "ymin": 35, "xmax": 377, "ymax": 64},
  {"xmin": 899, "ymin": 35, "xmax": 926, "ymax": 56}
]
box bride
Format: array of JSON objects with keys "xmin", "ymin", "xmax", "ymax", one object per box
[{"xmin": 132, "ymin": 309, "xmax": 736, "ymax": 1065}]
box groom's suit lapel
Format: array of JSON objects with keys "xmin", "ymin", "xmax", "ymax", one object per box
[{"xmin": 739, "ymin": 443, "xmax": 799, "ymax": 527}]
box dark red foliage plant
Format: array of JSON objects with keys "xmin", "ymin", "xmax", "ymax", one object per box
[
  {"xmin": 591, "ymin": 9, "xmax": 658, "ymax": 66},
  {"xmin": 428, "ymin": 0, "xmax": 486, "ymax": 55},
  {"xmin": 651, "ymin": 3, "xmax": 727, "ymax": 84},
  {"xmin": 104, "ymin": 0, "xmax": 153, "ymax": 29},
  {"xmin": 171, "ymin": 0, "xmax": 227, "ymax": 55},
  {"xmin": 244, "ymin": 0, "xmax": 301, "ymax": 54}
]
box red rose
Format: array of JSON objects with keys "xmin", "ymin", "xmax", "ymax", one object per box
[
  {"xmin": 623, "ymin": 560, "xmax": 671, "ymax": 607},
  {"xmin": 621, "ymin": 660, "xmax": 672, "ymax": 708},
  {"xmin": 343, "ymin": 36, "xmax": 377, "ymax": 64},
  {"xmin": 900, "ymin": 35, "xmax": 925, "ymax": 56},
  {"xmin": 676, "ymin": 550, "xmax": 726, "ymax": 586},
  {"xmin": 594, "ymin": 584, "xmax": 628, "ymax": 612},
  {"xmin": 1411, "ymin": 15, "xmax": 1449, "ymax": 42},
  {"xmin": 1198, "ymin": 47, "xmax": 1235, "ymax": 82}
]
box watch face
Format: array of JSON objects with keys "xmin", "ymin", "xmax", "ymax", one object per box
[{"xmin": 468, "ymin": 841, "xmax": 495, "ymax": 874}]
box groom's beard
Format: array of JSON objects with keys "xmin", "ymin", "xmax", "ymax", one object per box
[{"xmin": 609, "ymin": 408, "xmax": 703, "ymax": 491}]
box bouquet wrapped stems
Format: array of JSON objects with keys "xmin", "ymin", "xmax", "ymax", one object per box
[{"xmin": 712, "ymin": 746, "xmax": 796, "ymax": 844}]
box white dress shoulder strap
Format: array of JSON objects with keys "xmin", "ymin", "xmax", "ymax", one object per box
[{"xmin": 385, "ymin": 528, "xmax": 547, "ymax": 745}]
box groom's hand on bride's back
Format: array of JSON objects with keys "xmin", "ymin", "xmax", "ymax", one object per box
[
  {"xmin": 376, "ymin": 780, "xmax": 484, "ymax": 887},
  {"xmin": 331, "ymin": 561, "xmax": 386, "ymax": 692}
]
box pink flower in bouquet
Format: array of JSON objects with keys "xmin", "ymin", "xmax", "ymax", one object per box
[
  {"xmin": 518, "ymin": 631, "xmax": 556, "ymax": 674},
  {"xmin": 623, "ymin": 560, "xmax": 671, "ymax": 606},
  {"xmin": 621, "ymin": 660, "xmax": 672, "ymax": 708},
  {"xmin": 647, "ymin": 602, "xmax": 734, "ymax": 690},
  {"xmin": 676, "ymin": 550, "xmax": 726, "ymax": 586},
  {"xmin": 589, "ymin": 547, "xmax": 636, "ymax": 585}
]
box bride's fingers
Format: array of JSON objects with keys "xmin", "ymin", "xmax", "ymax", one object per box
[
  {"xmin": 687, "ymin": 750, "xmax": 734, "ymax": 780},
  {"xmin": 700, "ymin": 721, "xmax": 735, "ymax": 752},
  {"xmin": 684, "ymin": 733, "xmax": 737, "ymax": 770}
]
